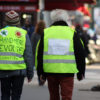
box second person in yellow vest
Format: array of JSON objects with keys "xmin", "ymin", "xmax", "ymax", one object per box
[{"xmin": 36, "ymin": 9, "xmax": 86, "ymax": 100}]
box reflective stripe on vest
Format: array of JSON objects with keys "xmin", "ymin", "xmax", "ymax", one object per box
[
  {"xmin": 43, "ymin": 59, "xmax": 76, "ymax": 63},
  {"xmin": 0, "ymin": 52, "xmax": 22, "ymax": 58},
  {"xmin": 0, "ymin": 60, "xmax": 24, "ymax": 64},
  {"xmin": 44, "ymin": 51, "xmax": 74, "ymax": 55}
]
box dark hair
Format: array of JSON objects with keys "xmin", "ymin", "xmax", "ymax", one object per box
[{"xmin": 34, "ymin": 20, "xmax": 46, "ymax": 35}]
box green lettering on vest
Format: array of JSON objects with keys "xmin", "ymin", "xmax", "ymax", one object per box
[
  {"xmin": 9, "ymin": 38, "xmax": 13, "ymax": 43},
  {"xmin": 4, "ymin": 45, "xmax": 14, "ymax": 52},
  {"xmin": 0, "ymin": 26, "xmax": 27, "ymax": 70},
  {"xmin": 0, "ymin": 45, "xmax": 3, "ymax": 52},
  {"xmin": 19, "ymin": 40, "xmax": 23, "ymax": 45},
  {"xmin": 0, "ymin": 38, "xmax": 3, "ymax": 42}
]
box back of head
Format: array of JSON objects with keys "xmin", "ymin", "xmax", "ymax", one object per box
[
  {"xmin": 50, "ymin": 9, "xmax": 71, "ymax": 25},
  {"xmin": 25, "ymin": 18, "xmax": 31, "ymax": 26},
  {"xmin": 35, "ymin": 20, "xmax": 46, "ymax": 35},
  {"xmin": 5, "ymin": 10, "xmax": 20, "ymax": 27}
]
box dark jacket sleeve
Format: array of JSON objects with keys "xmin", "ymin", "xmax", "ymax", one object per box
[
  {"xmin": 31, "ymin": 33, "xmax": 37, "ymax": 65},
  {"xmin": 31, "ymin": 33, "xmax": 39, "ymax": 55},
  {"xmin": 24, "ymin": 34, "xmax": 34, "ymax": 80},
  {"xmin": 31, "ymin": 33, "xmax": 41, "ymax": 65},
  {"xmin": 73, "ymin": 32, "xmax": 86, "ymax": 78},
  {"xmin": 37, "ymin": 34, "xmax": 44, "ymax": 77}
]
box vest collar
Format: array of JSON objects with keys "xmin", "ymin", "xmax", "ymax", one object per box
[{"xmin": 51, "ymin": 21, "xmax": 68, "ymax": 26}]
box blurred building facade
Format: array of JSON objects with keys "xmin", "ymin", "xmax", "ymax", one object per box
[
  {"xmin": 42, "ymin": 0, "xmax": 96, "ymax": 27},
  {"xmin": 0, "ymin": 0, "xmax": 97, "ymax": 28},
  {"xmin": 0, "ymin": 0, "xmax": 39, "ymax": 28}
]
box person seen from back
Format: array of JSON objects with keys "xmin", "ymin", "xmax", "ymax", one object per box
[
  {"xmin": 36, "ymin": 9, "xmax": 86, "ymax": 100},
  {"xmin": 0, "ymin": 10, "xmax": 34, "ymax": 100},
  {"xmin": 23, "ymin": 18, "xmax": 34, "ymax": 39},
  {"xmin": 31, "ymin": 20, "xmax": 46, "ymax": 85}
]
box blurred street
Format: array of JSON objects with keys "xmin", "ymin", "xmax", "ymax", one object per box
[
  {"xmin": 0, "ymin": 64, "xmax": 100, "ymax": 100},
  {"xmin": 20, "ymin": 64, "xmax": 100, "ymax": 100}
]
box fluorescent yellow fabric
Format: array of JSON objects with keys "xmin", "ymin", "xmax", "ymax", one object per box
[
  {"xmin": 0, "ymin": 26, "xmax": 27, "ymax": 70},
  {"xmin": 43, "ymin": 26, "xmax": 79, "ymax": 73},
  {"xmin": 35, "ymin": 40, "xmax": 40, "ymax": 69}
]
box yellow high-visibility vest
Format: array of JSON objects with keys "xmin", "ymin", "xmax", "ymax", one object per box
[
  {"xmin": 0, "ymin": 26, "xmax": 27, "ymax": 70},
  {"xmin": 43, "ymin": 26, "xmax": 79, "ymax": 73}
]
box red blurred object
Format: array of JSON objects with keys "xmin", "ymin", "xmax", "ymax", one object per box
[
  {"xmin": 83, "ymin": 24, "xmax": 90, "ymax": 28},
  {"xmin": 45, "ymin": 0, "xmax": 96, "ymax": 10},
  {"xmin": 0, "ymin": 0, "xmax": 37, "ymax": 2},
  {"xmin": 77, "ymin": 6, "xmax": 91, "ymax": 16},
  {"xmin": 0, "ymin": 0, "xmax": 96, "ymax": 11},
  {"xmin": 77, "ymin": 0, "xmax": 96, "ymax": 4},
  {"xmin": 45, "ymin": 2, "xmax": 83, "ymax": 10}
]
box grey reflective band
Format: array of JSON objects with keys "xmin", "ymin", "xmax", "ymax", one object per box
[
  {"xmin": 0, "ymin": 52, "xmax": 22, "ymax": 58},
  {"xmin": 43, "ymin": 60, "xmax": 76, "ymax": 63},
  {"xmin": 0, "ymin": 60, "xmax": 25, "ymax": 64},
  {"xmin": 44, "ymin": 52, "xmax": 74, "ymax": 55}
]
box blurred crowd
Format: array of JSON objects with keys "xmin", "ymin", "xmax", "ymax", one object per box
[
  {"xmin": 1, "ymin": 13, "xmax": 100, "ymax": 65},
  {"xmin": 1, "ymin": 11, "xmax": 100, "ymax": 65},
  {"xmin": 0, "ymin": 9, "xmax": 100, "ymax": 100},
  {"xmin": 75, "ymin": 23, "xmax": 100, "ymax": 64}
]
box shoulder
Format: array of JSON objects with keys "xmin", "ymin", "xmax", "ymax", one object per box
[{"xmin": 16, "ymin": 27, "xmax": 27, "ymax": 34}]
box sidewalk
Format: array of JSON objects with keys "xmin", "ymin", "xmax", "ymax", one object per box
[
  {"xmin": 0, "ymin": 64, "xmax": 100, "ymax": 100},
  {"xmin": 73, "ymin": 64, "xmax": 100, "ymax": 100},
  {"xmin": 22, "ymin": 64, "xmax": 100, "ymax": 100}
]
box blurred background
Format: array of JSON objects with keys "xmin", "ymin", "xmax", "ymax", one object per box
[
  {"xmin": 0, "ymin": 0, "xmax": 100, "ymax": 64},
  {"xmin": 1, "ymin": 0, "xmax": 100, "ymax": 100}
]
